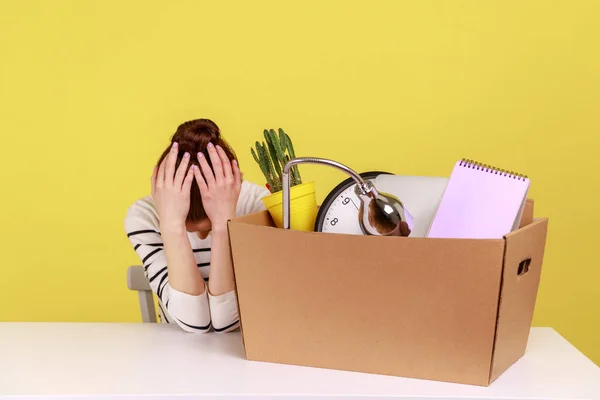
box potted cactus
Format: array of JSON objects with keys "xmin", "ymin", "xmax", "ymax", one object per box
[{"xmin": 251, "ymin": 128, "xmax": 318, "ymax": 231}]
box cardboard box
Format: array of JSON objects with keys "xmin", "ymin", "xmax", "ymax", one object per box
[{"xmin": 228, "ymin": 199, "xmax": 548, "ymax": 386}]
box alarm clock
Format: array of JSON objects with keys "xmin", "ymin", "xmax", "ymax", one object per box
[
  {"xmin": 314, "ymin": 171, "xmax": 394, "ymax": 235},
  {"xmin": 314, "ymin": 172, "xmax": 451, "ymax": 237}
]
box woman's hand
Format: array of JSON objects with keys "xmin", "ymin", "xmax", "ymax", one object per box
[
  {"xmin": 193, "ymin": 142, "xmax": 242, "ymax": 230},
  {"xmin": 152, "ymin": 142, "xmax": 196, "ymax": 232}
]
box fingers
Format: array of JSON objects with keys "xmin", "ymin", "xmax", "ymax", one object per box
[
  {"xmin": 182, "ymin": 164, "xmax": 195, "ymax": 194},
  {"xmin": 232, "ymin": 159, "xmax": 241, "ymax": 189},
  {"xmin": 173, "ymin": 152, "xmax": 190, "ymax": 190},
  {"xmin": 206, "ymin": 143, "xmax": 224, "ymax": 180},
  {"xmin": 193, "ymin": 162, "xmax": 208, "ymax": 193},
  {"xmin": 216, "ymin": 145, "xmax": 233, "ymax": 180},
  {"xmin": 197, "ymin": 152, "xmax": 215, "ymax": 188},
  {"xmin": 156, "ymin": 156, "xmax": 167, "ymax": 188},
  {"xmin": 151, "ymin": 166, "xmax": 157, "ymax": 195},
  {"xmin": 164, "ymin": 142, "xmax": 178, "ymax": 186}
]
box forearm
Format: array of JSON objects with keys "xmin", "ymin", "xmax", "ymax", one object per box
[
  {"xmin": 161, "ymin": 223, "xmax": 206, "ymax": 296},
  {"xmin": 207, "ymin": 222, "xmax": 235, "ymax": 296}
]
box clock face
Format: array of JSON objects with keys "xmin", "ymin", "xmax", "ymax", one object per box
[{"xmin": 314, "ymin": 171, "xmax": 392, "ymax": 234}]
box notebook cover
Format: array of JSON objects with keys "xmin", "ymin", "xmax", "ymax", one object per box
[{"xmin": 426, "ymin": 159, "xmax": 530, "ymax": 239}]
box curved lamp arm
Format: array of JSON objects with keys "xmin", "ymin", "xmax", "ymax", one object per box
[
  {"xmin": 281, "ymin": 157, "xmax": 409, "ymax": 236},
  {"xmin": 282, "ymin": 157, "xmax": 371, "ymax": 230}
]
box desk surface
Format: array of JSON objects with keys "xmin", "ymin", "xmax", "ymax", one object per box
[{"xmin": 0, "ymin": 323, "xmax": 598, "ymax": 400}]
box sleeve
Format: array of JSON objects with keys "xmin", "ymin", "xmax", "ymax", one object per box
[
  {"xmin": 250, "ymin": 184, "xmax": 270, "ymax": 213},
  {"xmin": 237, "ymin": 181, "xmax": 271, "ymax": 216},
  {"xmin": 124, "ymin": 201, "xmax": 212, "ymax": 333},
  {"xmin": 207, "ymin": 290, "xmax": 240, "ymax": 333}
]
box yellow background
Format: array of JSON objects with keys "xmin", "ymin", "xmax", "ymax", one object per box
[{"xmin": 1, "ymin": 1, "xmax": 598, "ymax": 364}]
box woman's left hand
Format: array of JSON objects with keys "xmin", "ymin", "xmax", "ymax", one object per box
[{"xmin": 193, "ymin": 142, "xmax": 242, "ymax": 229}]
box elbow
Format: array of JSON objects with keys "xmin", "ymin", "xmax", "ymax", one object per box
[{"xmin": 207, "ymin": 291, "xmax": 240, "ymax": 333}]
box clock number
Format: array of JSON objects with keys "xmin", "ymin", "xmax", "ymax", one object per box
[
  {"xmin": 330, "ymin": 218, "xmax": 339, "ymax": 226},
  {"xmin": 342, "ymin": 197, "xmax": 350, "ymax": 205}
]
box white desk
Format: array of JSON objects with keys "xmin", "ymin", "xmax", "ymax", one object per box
[{"xmin": 0, "ymin": 323, "xmax": 598, "ymax": 400}]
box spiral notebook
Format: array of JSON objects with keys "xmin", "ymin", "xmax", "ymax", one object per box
[{"xmin": 426, "ymin": 159, "xmax": 530, "ymax": 239}]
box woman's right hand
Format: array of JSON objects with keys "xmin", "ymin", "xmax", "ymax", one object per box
[{"xmin": 152, "ymin": 142, "xmax": 196, "ymax": 232}]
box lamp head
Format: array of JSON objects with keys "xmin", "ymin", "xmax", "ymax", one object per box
[{"xmin": 355, "ymin": 180, "xmax": 414, "ymax": 236}]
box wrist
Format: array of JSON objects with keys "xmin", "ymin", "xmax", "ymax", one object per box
[
  {"xmin": 210, "ymin": 211, "xmax": 236, "ymax": 232},
  {"xmin": 159, "ymin": 220, "xmax": 187, "ymax": 236},
  {"xmin": 210, "ymin": 219, "xmax": 230, "ymax": 234}
]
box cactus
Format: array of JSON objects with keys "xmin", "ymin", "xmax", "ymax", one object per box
[
  {"xmin": 280, "ymin": 128, "xmax": 302, "ymax": 185},
  {"xmin": 251, "ymin": 146, "xmax": 269, "ymax": 188},
  {"xmin": 264, "ymin": 130, "xmax": 281, "ymax": 180},
  {"xmin": 251, "ymin": 128, "xmax": 302, "ymax": 193}
]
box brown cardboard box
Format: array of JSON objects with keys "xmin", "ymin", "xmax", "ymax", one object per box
[{"xmin": 227, "ymin": 198, "xmax": 547, "ymax": 386}]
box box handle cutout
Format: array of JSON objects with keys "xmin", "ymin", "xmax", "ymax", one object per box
[{"xmin": 517, "ymin": 257, "xmax": 531, "ymax": 276}]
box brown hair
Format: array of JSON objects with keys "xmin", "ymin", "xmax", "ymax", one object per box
[{"xmin": 156, "ymin": 118, "xmax": 238, "ymax": 222}]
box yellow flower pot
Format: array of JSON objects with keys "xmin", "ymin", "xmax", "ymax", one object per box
[{"xmin": 261, "ymin": 181, "xmax": 318, "ymax": 231}]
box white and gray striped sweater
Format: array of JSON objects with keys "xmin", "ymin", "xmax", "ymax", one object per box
[{"xmin": 124, "ymin": 180, "xmax": 269, "ymax": 333}]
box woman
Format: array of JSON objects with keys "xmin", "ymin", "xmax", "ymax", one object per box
[{"xmin": 124, "ymin": 119, "xmax": 269, "ymax": 333}]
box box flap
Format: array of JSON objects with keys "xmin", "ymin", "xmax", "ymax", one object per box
[
  {"xmin": 489, "ymin": 217, "xmax": 549, "ymax": 383},
  {"xmin": 519, "ymin": 199, "xmax": 534, "ymax": 228},
  {"xmin": 229, "ymin": 215, "xmax": 507, "ymax": 386}
]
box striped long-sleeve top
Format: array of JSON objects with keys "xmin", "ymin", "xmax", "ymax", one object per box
[{"xmin": 124, "ymin": 180, "xmax": 269, "ymax": 333}]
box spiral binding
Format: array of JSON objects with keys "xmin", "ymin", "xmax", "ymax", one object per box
[{"xmin": 459, "ymin": 159, "xmax": 528, "ymax": 180}]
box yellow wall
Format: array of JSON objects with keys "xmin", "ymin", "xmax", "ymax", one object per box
[{"xmin": 1, "ymin": 1, "xmax": 599, "ymax": 364}]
